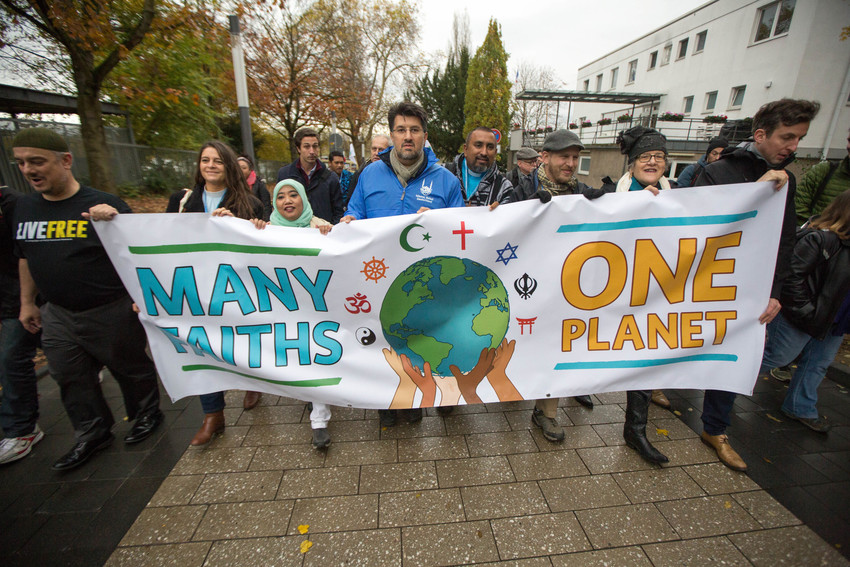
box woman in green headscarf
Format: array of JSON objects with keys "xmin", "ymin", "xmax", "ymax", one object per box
[
  {"xmin": 251, "ymin": 179, "xmax": 332, "ymax": 233},
  {"xmin": 226, "ymin": 179, "xmax": 333, "ymax": 449}
]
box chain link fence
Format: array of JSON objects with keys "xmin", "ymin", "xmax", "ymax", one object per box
[{"xmin": 0, "ymin": 119, "xmax": 286, "ymax": 194}]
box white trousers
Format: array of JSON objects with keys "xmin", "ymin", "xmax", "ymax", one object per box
[{"xmin": 310, "ymin": 402, "xmax": 331, "ymax": 429}]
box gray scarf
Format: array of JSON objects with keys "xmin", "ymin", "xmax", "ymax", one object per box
[{"xmin": 389, "ymin": 149, "xmax": 425, "ymax": 187}]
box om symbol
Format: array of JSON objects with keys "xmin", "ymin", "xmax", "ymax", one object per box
[{"xmin": 344, "ymin": 293, "xmax": 371, "ymax": 314}]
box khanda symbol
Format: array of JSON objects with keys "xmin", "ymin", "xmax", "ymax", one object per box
[{"xmin": 514, "ymin": 273, "xmax": 537, "ymax": 300}]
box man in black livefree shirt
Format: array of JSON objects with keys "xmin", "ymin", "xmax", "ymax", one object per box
[{"xmin": 12, "ymin": 128, "xmax": 163, "ymax": 471}]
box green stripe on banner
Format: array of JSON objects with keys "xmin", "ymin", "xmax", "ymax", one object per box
[
  {"xmin": 129, "ymin": 243, "xmax": 321, "ymax": 256},
  {"xmin": 182, "ymin": 364, "xmax": 341, "ymax": 387},
  {"xmin": 554, "ymin": 353, "xmax": 738, "ymax": 370},
  {"xmin": 557, "ymin": 211, "xmax": 758, "ymax": 233}
]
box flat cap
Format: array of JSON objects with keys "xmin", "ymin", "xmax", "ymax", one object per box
[
  {"xmin": 542, "ymin": 129, "xmax": 584, "ymax": 152},
  {"xmin": 516, "ymin": 147, "xmax": 540, "ymax": 160}
]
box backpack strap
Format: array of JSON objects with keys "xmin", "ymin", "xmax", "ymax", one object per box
[{"xmin": 178, "ymin": 189, "xmax": 193, "ymax": 213}]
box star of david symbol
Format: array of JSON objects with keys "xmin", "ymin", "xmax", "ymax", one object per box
[{"xmin": 496, "ymin": 242, "xmax": 519, "ymax": 265}]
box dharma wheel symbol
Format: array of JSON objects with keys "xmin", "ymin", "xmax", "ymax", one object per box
[{"xmin": 361, "ymin": 256, "xmax": 389, "ymax": 283}]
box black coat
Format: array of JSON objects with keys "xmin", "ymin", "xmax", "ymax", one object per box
[
  {"xmin": 781, "ymin": 228, "xmax": 850, "ymax": 339},
  {"xmin": 166, "ymin": 186, "xmax": 264, "ymax": 219},
  {"xmin": 694, "ymin": 145, "xmax": 798, "ymax": 299},
  {"xmin": 250, "ymin": 178, "xmax": 272, "ymax": 221},
  {"xmin": 0, "ymin": 186, "xmax": 22, "ymax": 318},
  {"xmin": 276, "ymin": 160, "xmax": 344, "ymax": 224},
  {"xmin": 514, "ymin": 166, "xmax": 607, "ymax": 201}
]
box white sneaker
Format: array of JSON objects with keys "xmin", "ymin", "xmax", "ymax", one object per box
[{"xmin": 0, "ymin": 424, "xmax": 44, "ymax": 464}]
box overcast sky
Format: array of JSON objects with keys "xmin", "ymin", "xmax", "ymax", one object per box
[{"xmin": 419, "ymin": 0, "xmax": 708, "ymax": 87}]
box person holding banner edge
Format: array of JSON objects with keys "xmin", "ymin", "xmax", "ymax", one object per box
[
  {"xmin": 693, "ymin": 98, "xmax": 821, "ymax": 472},
  {"xmin": 167, "ymin": 141, "xmax": 265, "ymax": 446},
  {"xmin": 12, "ymin": 128, "xmax": 163, "ymax": 471}
]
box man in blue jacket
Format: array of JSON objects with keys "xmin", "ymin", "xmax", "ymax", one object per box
[{"xmin": 342, "ymin": 101, "xmax": 463, "ymax": 426}]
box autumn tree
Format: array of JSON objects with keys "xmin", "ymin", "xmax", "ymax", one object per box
[
  {"xmin": 322, "ymin": 0, "xmax": 423, "ymax": 166},
  {"xmin": 240, "ymin": 1, "xmax": 339, "ymax": 162},
  {"xmin": 0, "ymin": 0, "xmax": 183, "ymax": 194},
  {"xmin": 102, "ymin": 4, "xmax": 234, "ymax": 149},
  {"xmin": 463, "ymin": 19, "xmax": 511, "ymax": 143}
]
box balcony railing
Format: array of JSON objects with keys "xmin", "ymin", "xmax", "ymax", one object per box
[{"xmin": 517, "ymin": 117, "xmax": 751, "ymax": 147}]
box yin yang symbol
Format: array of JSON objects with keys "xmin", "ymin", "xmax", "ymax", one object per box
[{"xmin": 356, "ymin": 327, "xmax": 376, "ymax": 345}]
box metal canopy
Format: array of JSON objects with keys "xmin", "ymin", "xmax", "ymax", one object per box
[
  {"xmin": 0, "ymin": 84, "xmax": 126, "ymax": 116},
  {"xmin": 516, "ymin": 89, "xmax": 663, "ymax": 105}
]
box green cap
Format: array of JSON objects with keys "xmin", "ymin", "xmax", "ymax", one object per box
[{"xmin": 11, "ymin": 128, "xmax": 69, "ymax": 152}]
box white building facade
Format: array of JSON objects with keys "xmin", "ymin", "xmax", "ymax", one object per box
[{"xmin": 571, "ymin": 0, "xmax": 849, "ymax": 180}]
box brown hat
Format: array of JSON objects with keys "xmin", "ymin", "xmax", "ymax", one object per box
[{"xmin": 11, "ymin": 128, "xmax": 69, "ymax": 152}]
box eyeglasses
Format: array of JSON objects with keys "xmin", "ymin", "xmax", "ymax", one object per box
[
  {"xmin": 636, "ymin": 152, "xmax": 667, "ymax": 163},
  {"xmin": 392, "ymin": 126, "xmax": 424, "ymax": 136}
]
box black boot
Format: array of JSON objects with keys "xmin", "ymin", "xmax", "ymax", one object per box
[{"xmin": 623, "ymin": 390, "xmax": 668, "ymax": 463}]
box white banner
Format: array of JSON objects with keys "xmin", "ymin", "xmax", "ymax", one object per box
[{"xmin": 95, "ymin": 182, "xmax": 785, "ymax": 408}]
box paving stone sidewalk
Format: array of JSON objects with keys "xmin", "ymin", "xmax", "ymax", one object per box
[{"xmin": 102, "ymin": 384, "xmax": 849, "ymax": 567}]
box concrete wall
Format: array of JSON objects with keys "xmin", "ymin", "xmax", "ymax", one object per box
[{"xmin": 573, "ymin": 0, "xmax": 850, "ymax": 159}]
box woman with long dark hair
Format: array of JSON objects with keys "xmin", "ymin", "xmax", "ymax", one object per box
[
  {"xmin": 761, "ymin": 190, "xmax": 850, "ymax": 433},
  {"xmin": 237, "ymin": 154, "xmax": 272, "ymax": 221},
  {"xmin": 166, "ymin": 141, "xmax": 265, "ymax": 447}
]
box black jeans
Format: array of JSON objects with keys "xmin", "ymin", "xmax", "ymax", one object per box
[
  {"xmin": 41, "ymin": 296, "xmax": 160, "ymax": 441},
  {"xmin": 0, "ymin": 318, "xmax": 40, "ymax": 437}
]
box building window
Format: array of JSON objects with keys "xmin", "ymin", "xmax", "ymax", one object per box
[
  {"xmin": 578, "ymin": 156, "xmax": 591, "ymax": 175},
  {"xmin": 695, "ymin": 30, "xmax": 707, "ymax": 53},
  {"xmin": 754, "ymin": 0, "xmax": 795, "ymax": 43},
  {"xmin": 648, "ymin": 51, "xmax": 658, "ymax": 70},
  {"xmin": 671, "ymin": 161, "xmax": 696, "ymax": 181},
  {"xmin": 729, "ymin": 85, "xmax": 746, "ymax": 109},
  {"xmin": 683, "ymin": 96, "xmax": 694, "ymax": 114},
  {"xmin": 610, "ymin": 67, "xmax": 619, "ymax": 90},
  {"xmin": 705, "ymin": 91, "xmax": 718, "ymax": 112},
  {"xmin": 677, "ymin": 38, "xmax": 689, "ymax": 60},
  {"xmin": 661, "ymin": 44, "xmax": 672, "ymax": 65},
  {"xmin": 583, "ymin": 79, "xmax": 590, "ymax": 92},
  {"xmin": 627, "ymin": 60, "xmax": 638, "ymax": 84},
  {"xmin": 595, "ymin": 74, "xmax": 603, "ymax": 91}
]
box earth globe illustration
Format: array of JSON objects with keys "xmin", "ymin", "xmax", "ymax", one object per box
[{"xmin": 380, "ymin": 256, "xmax": 510, "ymax": 375}]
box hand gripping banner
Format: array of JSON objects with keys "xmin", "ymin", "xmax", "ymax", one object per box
[{"xmin": 94, "ymin": 182, "xmax": 785, "ymax": 409}]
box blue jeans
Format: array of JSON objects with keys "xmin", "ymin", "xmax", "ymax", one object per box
[
  {"xmin": 760, "ymin": 312, "xmax": 843, "ymax": 419},
  {"xmin": 199, "ymin": 392, "xmax": 225, "ymax": 414},
  {"xmin": 0, "ymin": 318, "xmax": 40, "ymax": 437}
]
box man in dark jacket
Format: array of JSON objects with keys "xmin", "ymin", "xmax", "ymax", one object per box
[
  {"xmin": 676, "ymin": 136, "xmax": 728, "ymax": 187},
  {"xmin": 693, "ymin": 98, "xmax": 821, "ymax": 472},
  {"xmin": 0, "ymin": 185, "xmax": 42, "ymax": 465},
  {"xmin": 507, "ymin": 147, "xmax": 539, "ymax": 188},
  {"xmin": 445, "ymin": 127, "xmax": 514, "ymax": 207},
  {"xmin": 514, "ymin": 129, "xmax": 606, "ymax": 202},
  {"xmin": 513, "ymin": 129, "xmax": 605, "ymax": 441},
  {"xmin": 277, "ymin": 128, "xmax": 345, "ymax": 224}
]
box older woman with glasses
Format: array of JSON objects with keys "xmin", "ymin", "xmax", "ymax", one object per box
[{"xmin": 600, "ymin": 126, "xmax": 673, "ymax": 463}]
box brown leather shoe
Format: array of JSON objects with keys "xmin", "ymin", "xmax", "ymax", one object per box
[
  {"xmin": 190, "ymin": 411, "xmax": 225, "ymax": 447},
  {"xmin": 651, "ymin": 389, "xmax": 672, "ymax": 409},
  {"xmin": 700, "ymin": 431, "xmax": 747, "ymax": 471},
  {"xmin": 243, "ymin": 391, "xmax": 261, "ymax": 410}
]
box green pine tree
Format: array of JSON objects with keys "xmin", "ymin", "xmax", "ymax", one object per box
[
  {"xmin": 407, "ymin": 46, "xmax": 469, "ymax": 161},
  {"xmin": 463, "ymin": 19, "xmax": 512, "ymax": 147}
]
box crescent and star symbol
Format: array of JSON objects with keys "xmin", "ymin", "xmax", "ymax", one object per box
[{"xmin": 399, "ymin": 223, "xmax": 431, "ymax": 252}]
